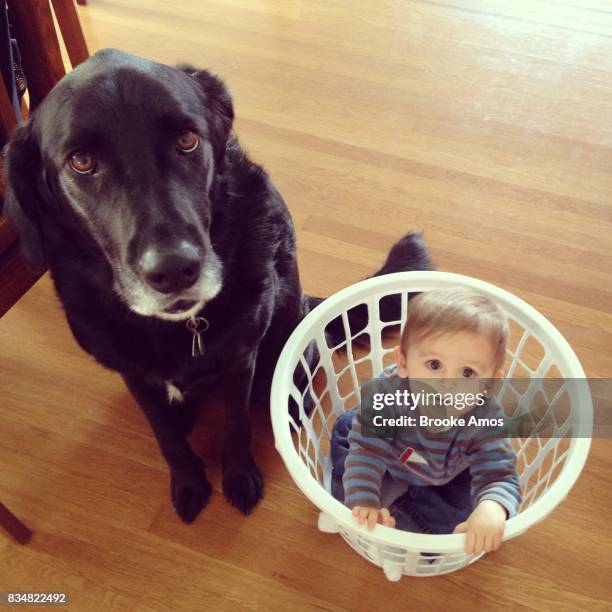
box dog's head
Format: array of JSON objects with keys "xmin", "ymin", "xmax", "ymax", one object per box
[{"xmin": 4, "ymin": 49, "xmax": 233, "ymax": 321}]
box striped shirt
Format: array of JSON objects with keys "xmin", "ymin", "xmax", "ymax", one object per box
[{"xmin": 343, "ymin": 366, "xmax": 522, "ymax": 517}]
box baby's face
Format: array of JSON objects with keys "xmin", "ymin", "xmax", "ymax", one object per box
[
  {"xmin": 402, "ymin": 331, "xmax": 497, "ymax": 381},
  {"xmin": 395, "ymin": 331, "xmax": 498, "ymax": 405}
]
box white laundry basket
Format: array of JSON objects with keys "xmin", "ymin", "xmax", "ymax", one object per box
[{"xmin": 270, "ymin": 271, "xmax": 592, "ymax": 579}]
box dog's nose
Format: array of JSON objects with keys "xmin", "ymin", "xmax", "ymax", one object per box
[{"xmin": 140, "ymin": 243, "xmax": 201, "ymax": 294}]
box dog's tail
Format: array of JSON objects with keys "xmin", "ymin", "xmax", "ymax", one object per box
[
  {"xmin": 289, "ymin": 230, "xmax": 433, "ymax": 423},
  {"xmin": 305, "ymin": 230, "xmax": 434, "ymax": 347}
]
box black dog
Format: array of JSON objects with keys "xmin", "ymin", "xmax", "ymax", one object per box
[{"xmin": 4, "ymin": 49, "xmax": 433, "ymax": 523}]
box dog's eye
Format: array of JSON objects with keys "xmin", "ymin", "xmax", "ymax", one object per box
[
  {"xmin": 177, "ymin": 130, "xmax": 199, "ymax": 153},
  {"xmin": 68, "ymin": 152, "xmax": 96, "ymax": 175}
]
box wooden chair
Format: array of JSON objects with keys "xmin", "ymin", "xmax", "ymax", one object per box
[
  {"xmin": 0, "ymin": 0, "xmax": 88, "ymax": 318},
  {"xmin": 0, "ymin": 0, "xmax": 89, "ymax": 544}
]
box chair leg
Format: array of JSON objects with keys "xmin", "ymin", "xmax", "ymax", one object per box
[
  {"xmin": 7, "ymin": 0, "xmax": 65, "ymax": 109},
  {"xmin": 0, "ymin": 66, "xmax": 18, "ymax": 144},
  {"xmin": 0, "ymin": 501, "xmax": 32, "ymax": 544},
  {"xmin": 50, "ymin": 0, "xmax": 89, "ymax": 68}
]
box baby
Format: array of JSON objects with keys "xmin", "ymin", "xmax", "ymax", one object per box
[{"xmin": 329, "ymin": 287, "xmax": 521, "ymax": 555}]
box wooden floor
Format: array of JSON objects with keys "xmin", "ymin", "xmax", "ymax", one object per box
[{"xmin": 2, "ymin": 0, "xmax": 612, "ymax": 610}]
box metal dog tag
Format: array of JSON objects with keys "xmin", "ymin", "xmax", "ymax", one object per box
[{"xmin": 186, "ymin": 317, "xmax": 210, "ymax": 357}]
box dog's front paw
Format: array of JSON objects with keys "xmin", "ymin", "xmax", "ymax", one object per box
[
  {"xmin": 170, "ymin": 468, "xmax": 212, "ymax": 524},
  {"xmin": 222, "ymin": 461, "xmax": 264, "ymax": 515}
]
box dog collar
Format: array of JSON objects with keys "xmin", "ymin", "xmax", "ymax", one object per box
[{"xmin": 186, "ymin": 317, "xmax": 210, "ymax": 357}]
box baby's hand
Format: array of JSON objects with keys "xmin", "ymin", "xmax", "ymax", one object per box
[
  {"xmin": 453, "ymin": 500, "xmax": 507, "ymax": 554},
  {"xmin": 352, "ymin": 506, "xmax": 396, "ymax": 531}
]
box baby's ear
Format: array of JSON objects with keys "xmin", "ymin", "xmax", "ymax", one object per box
[
  {"xmin": 393, "ymin": 345, "xmax": 402, "ymax": 362},
  {"xmin": 394, "ymin": 346, "xmax": 409, "ymax": 377},
  {"xmin": 485, "ymin": 370, "xmax": 505, "ymax": 396}
]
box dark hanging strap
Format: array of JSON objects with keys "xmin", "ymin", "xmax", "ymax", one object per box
[
  {"xmin": 11, "ymin": 28, "xmax": 26, "ymax": 98},
  {"xmin": 0, "ymin": 1, "xmax": 22, "ymax": 126}
]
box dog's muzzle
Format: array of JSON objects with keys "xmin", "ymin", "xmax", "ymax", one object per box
[{"xmin": 139, "ymin": 241, "xmax": 202, "ymax": 295}]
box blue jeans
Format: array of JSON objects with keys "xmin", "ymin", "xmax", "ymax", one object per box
[{"xmin": 330, "ymin": 409, "xmax": 472, "ymax": 534}]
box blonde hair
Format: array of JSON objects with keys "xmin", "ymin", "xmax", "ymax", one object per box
[{"xmin": 401, "ymin": 287, "xmax": 509, "ymax": 374}]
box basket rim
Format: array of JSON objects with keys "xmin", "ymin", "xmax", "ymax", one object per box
[{"xmin": 271, "ymin": 271, "xmax": 592, "ymax": 552}]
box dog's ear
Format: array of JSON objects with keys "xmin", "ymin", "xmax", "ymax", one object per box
[
  {"xmin": 2, "ymin": 122, "xmax": 47, "ymax": 274},
  {"xmin": 180, "ymin": 65, "xmax": 234, "ymax": 167}
]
